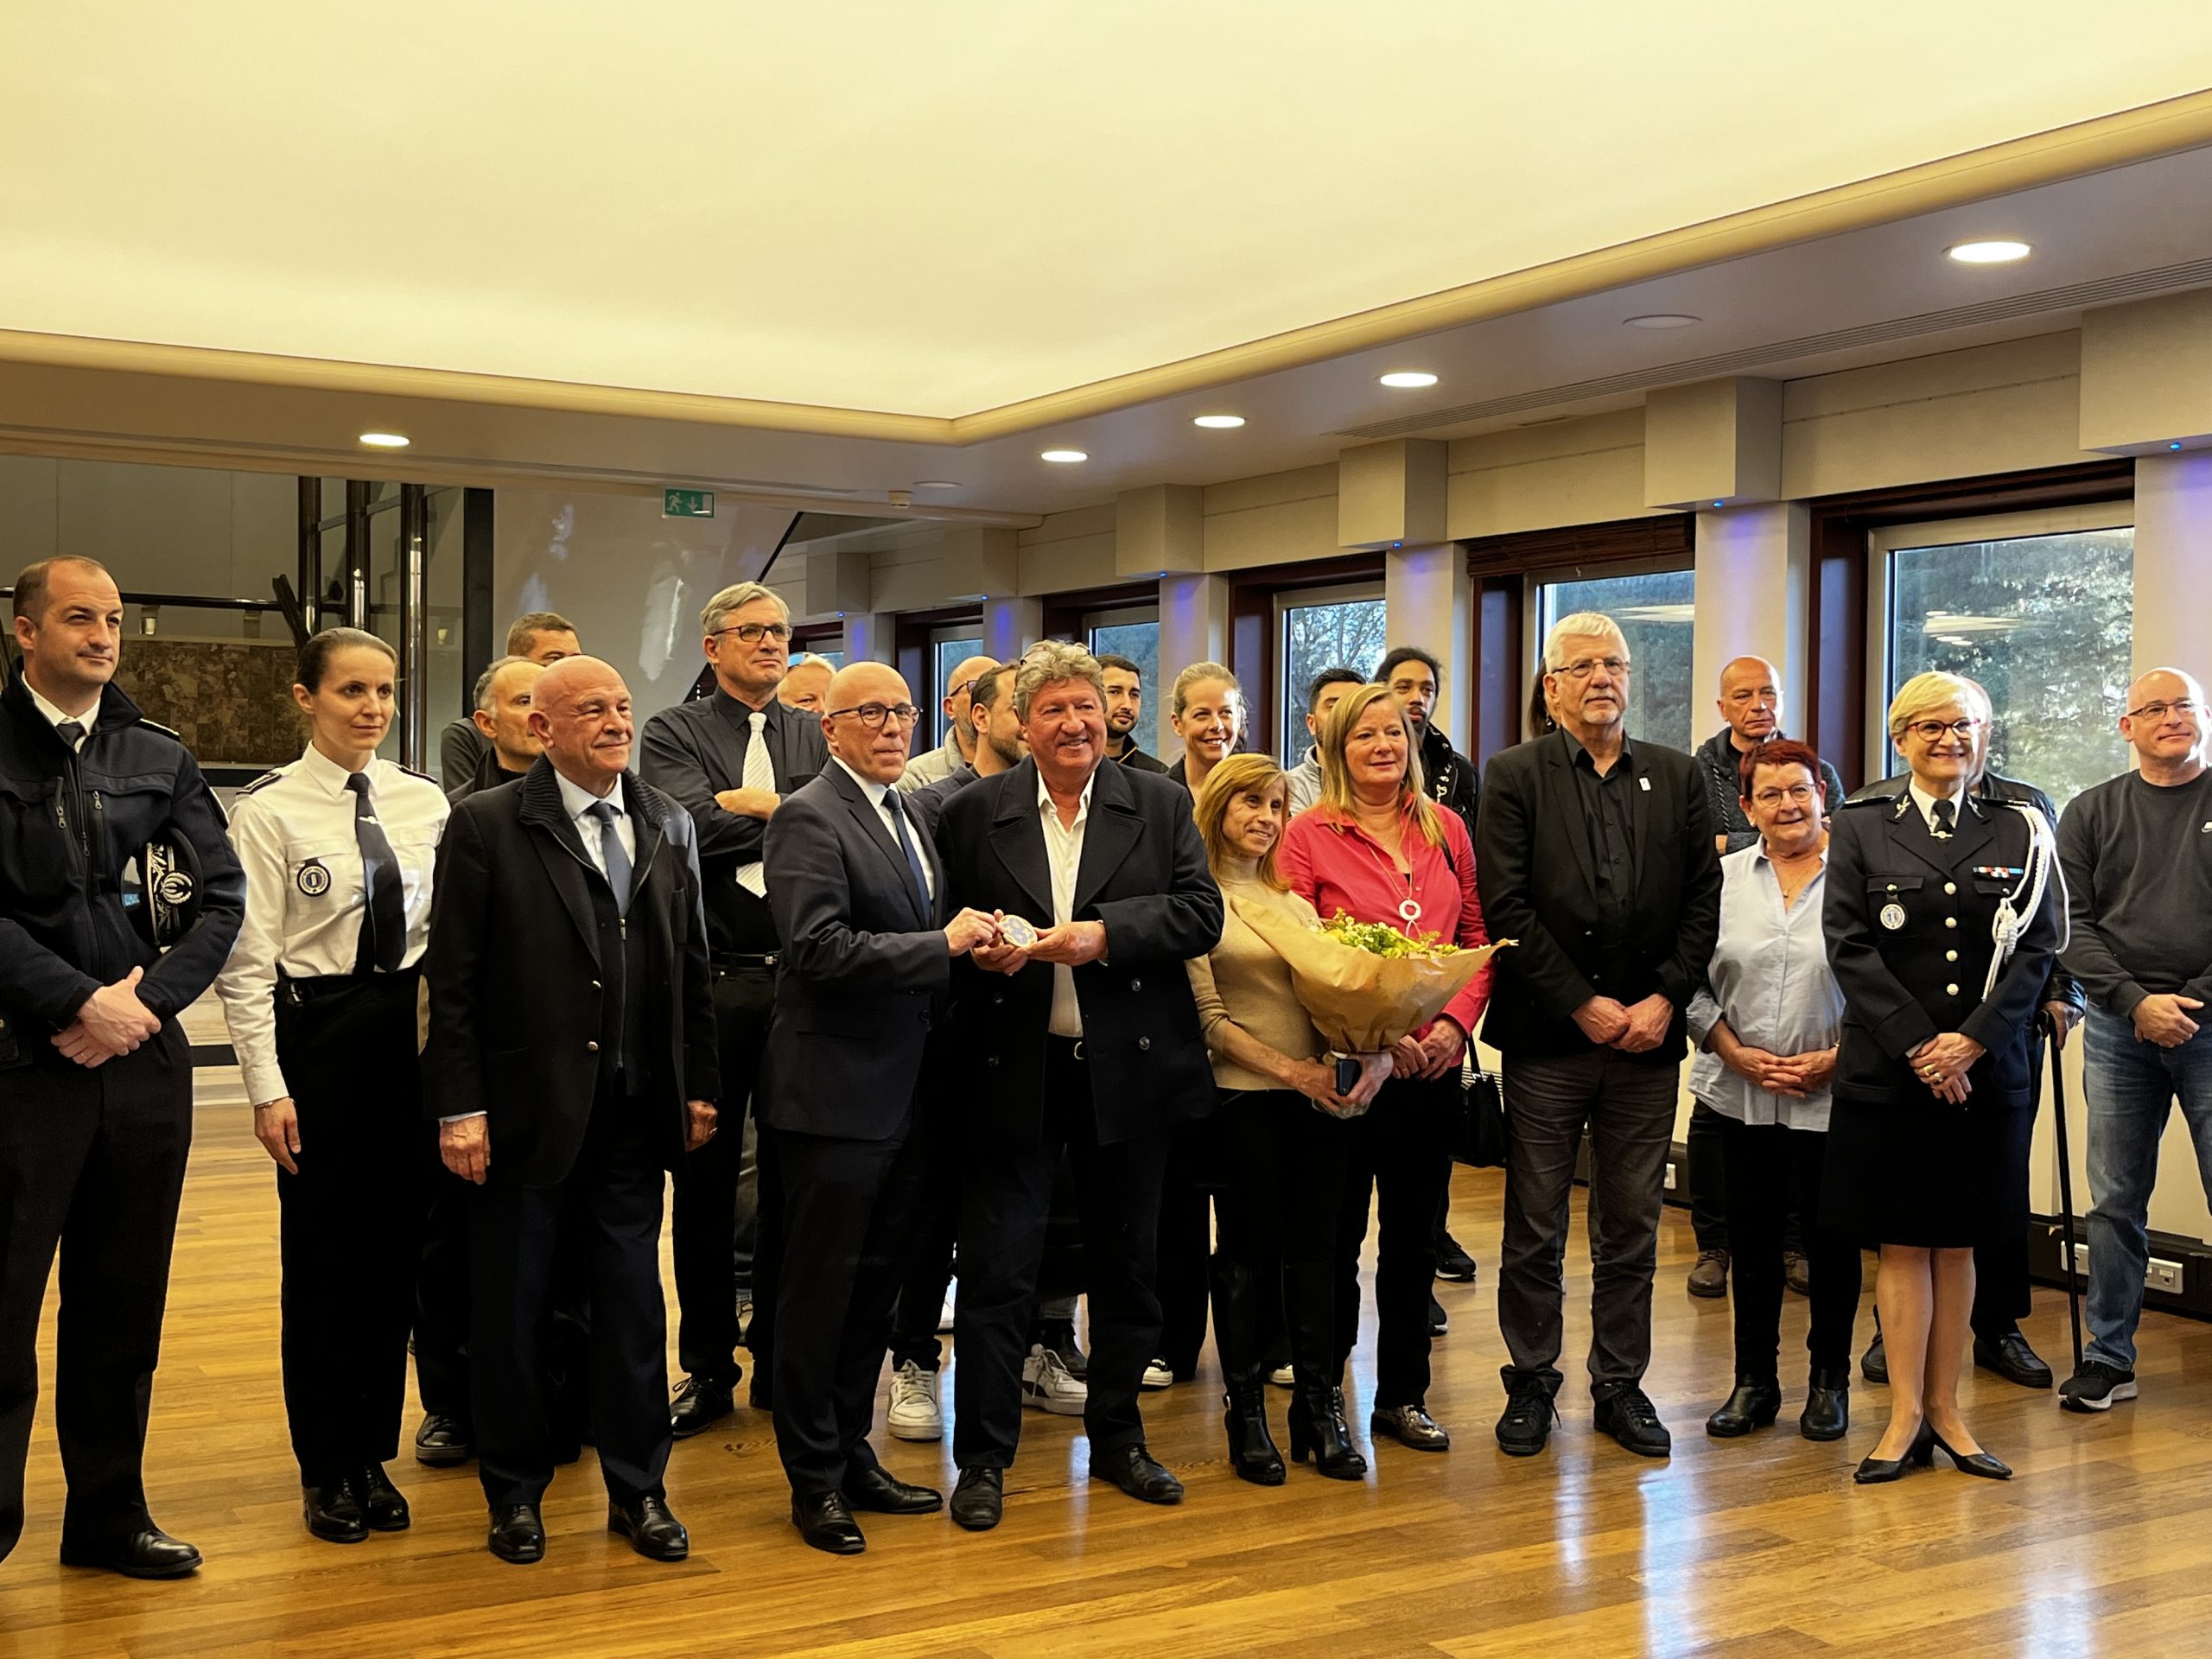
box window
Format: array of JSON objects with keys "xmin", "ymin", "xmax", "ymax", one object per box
[
  {"xmin": 1535, "ymin": 565, "xmax": 1695, "ymax": 753},
  {"xmin": 1875, "ymin": 507, "xmax": 2133, "ymax": 811},
  {"xmin": 930, "ymin": 629, "xmax": 984, "ymax": 746},
  {"xmin": 1276, "ymin": 586, "xmax": 1387, "ymax": 765},
  {"xmin": 1086, "ymin": 608, "xmax": 1160, "ymax": 698}
]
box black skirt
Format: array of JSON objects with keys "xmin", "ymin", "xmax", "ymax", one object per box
[{"xmin": 1819, "ymin": 1090, "xmax": 2031, "ymax": 1249}]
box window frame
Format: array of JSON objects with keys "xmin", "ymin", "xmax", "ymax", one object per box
[
  {"xmin": 1273, "ymin": 580, "xmax": 1386, "ymax": 767},
  {"xmin": 926, "ymin": 622, "xmax": 988, "ymax": 747},
  {"xmin": 1526, "ymin": 554, "xmax": 1697, "ymax": 755}
]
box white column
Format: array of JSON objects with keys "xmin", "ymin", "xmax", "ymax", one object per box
[
  {"xmin": 1690, "ymin": 502, "xmax": 1810, "ymax": 738},
  {"xmin": 982, "ymin": 596, "xmax": 1044, "ymax": 663},
  {"xmin": 1383, "ymin": 543, "xmax": 1471, "ymax": 743},
  {"xmin": 842, "ymin": 611, "xmax": 898, "ymax": 667},
  {"xmin": 2133, "ymin": 451, "xmax": 2212, "ymax": 679},
  {"xmin": 1156, "ymin": 573, "xmax": 1229, "ymax": 760}
]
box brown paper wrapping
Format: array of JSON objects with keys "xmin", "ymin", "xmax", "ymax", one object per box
[{"xmin": 1230, "ymin": 895, "xmax": 1511, "ymax": 1052}]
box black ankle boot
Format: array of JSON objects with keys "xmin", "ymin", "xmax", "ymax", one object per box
[
  {"xmin": 1800, "ymin": 1365, "xmax": 1850, "ymax": 1441},
  {"xmin": 1705, "ymin": 1375, "xmax": 1783, "ymax": 1438},
  {"xmin": 1223, "ymin": 1388, "xmax": 1287, "ymax": 1484},
  {"xmin": 1287, "ymin": 1386, "xmax": 1368, "ymax": 1478}
]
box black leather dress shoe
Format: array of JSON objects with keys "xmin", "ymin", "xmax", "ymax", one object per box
[
  {"xmin": 1854, "ymin": 1423, "xmax": 1935, "ymax": 1484},
  {"xmin": 950, "ymin": 1466, "xmax": 1003, "ymax": 1531},
  {"xmin": 842, "ymin": 1465, "xmax": 943, "ymax": 1515},
  {"xmin": 1974, "ymin": 1332, "xmax": 2054, "ymax": 1389},
  {"xmin": 791, "ymin": 1491, "xmax": 866, "ymax": 1555},
  {"xmin": 1931, "ymin": 1431, "xmax": 2012, "ymax": 1480},
  {"xmin": 355, "ymin": 1465, "xmax": 410, "ymax": 1531},
  {"xmin": 1800, "ymin": 1367, "xmax": 1850, "ymax": 1441},
  {"xmin": 608, "ymin": 1495, "xmax": 690, "ymax": 1560},
  {"xmin": 1705, "ymin": 1376, "xmax": 1783, "ymax": 1439},
  {"xmin": 302, "ymin": 1481, "xmax": 368, "ymax": 1544},
  {"xmin": 1860, "ymin": 1332, "xmax": 1889, "ymax": 1385},
  {"xmin": 486, "ymin": 1503, "xmax": 545, "ymax": 1564},
  {"xmin": 1593, "ymin": 1387, "xmax": 1673, "ymax": 1458},
  {"xmin": 1090, "ymin": 1443, "xmax": 1184, "ymax": 1504},
  {"xmin": 414, "ymin": 1412, "xmax": 474, "ymax": 1466},
  {"xmin": 58, "ymin": 1526, "xmax": 202, "ymax": 1580},
  {"xmin": 671, "ymin": 1374, "xmax": 737, "ymax": 1439},
  {"xmin": 1370, "ymin": 1404, "xmax": 1451, "ymax": 1452}
]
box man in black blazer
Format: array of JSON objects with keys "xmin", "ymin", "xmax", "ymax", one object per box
[
  {"xmin": 932, "ymin": 642, "xmax": 1223, "ymax": 1531},
  {"xmin": 1476, "ymin": 613, "xmax": 1721, "ymax": 1462},
  {"xmin": 426, "ymin": 657, "xmax": 719, "ymax": 1566},
  {"xmin": 640, "ymin": 582, "xmax": 826, "ymax": 1435},
  {"xmin": 760, "ymin": 663, "xmax": 999, "ymax": 1554}
]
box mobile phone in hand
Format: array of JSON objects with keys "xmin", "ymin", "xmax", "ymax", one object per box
[{"xmin": 1334, "ymin": 1054, "xmax": 1363, "ymax": 1096}]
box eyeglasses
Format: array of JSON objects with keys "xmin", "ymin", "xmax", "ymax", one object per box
[
  {"xmin": 1751, "ymin": 783, "xmax": 1818, "ymax": 807},
  {"xmin": 2126, "ymin": 698, "xmax": 2200, "ymax": 722},
  {"xmin": 948, "ymin": 677, "xmax": 981, "ymax": 702},
  {"xmin": 826, "ymin": 702, "xmax": 920, "ymax": 730},
  {"xmin": 1554, "ymin": 656, "xmax": 1630, "ymax": 680},
  {"xmin": 1904, "ymin": 717, "xmax": 1983, "ymax": 741},
  {"xmin": 713, "ymin": 622, "xmax": 792, "ymax": 645}
]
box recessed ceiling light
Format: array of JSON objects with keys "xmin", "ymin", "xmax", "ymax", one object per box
[
  {"xmin": 1947, "ymin": 239, "xmax": 2031, "ymax": 265},
  {"xmin": 1378, "ymin": 371, "xmax": 1438, "ymax": 389},
  {"xmin": 912, "ymin": 480, "xmax": 963, "ymax": 490},
  {"xmin": 1624, "ymin": 314, "xmax": 1700, "ymax": 330},
  {"xmin": 1040, "ymin": 448, "xmax": 1088, "ymax": 464},
  {"xmin": 359, "ymin": 431, "xmax": 410, "ymax": 448},
  {"xmin": 1192, "ymin": 414, "xmax": 1246, "ymax": 429}
]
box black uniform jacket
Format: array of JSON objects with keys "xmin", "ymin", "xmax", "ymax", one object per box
[
  {"xmin": 0, "ymin": 664, "xmax": 244, "ymax": 1047},
  {"xmin": 933, "ymin": 757, "xmax": 1223, "ymax": 1146},
  {"xmin": 1825, "ymin": 790, "xmax": 2062, "ymax": 1109},
  {"xmin": 422, "ymin": 757, "xmax": 719, "ymax": 1185},
  {"xmin": 760, "ymin": 763, "xmax": 950, "ymax": 1141}
]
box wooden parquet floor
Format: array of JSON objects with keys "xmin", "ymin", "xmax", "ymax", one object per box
[{"xmin": 7, "ymin": 1086, "xmax": 2209, "ymax": 1659}]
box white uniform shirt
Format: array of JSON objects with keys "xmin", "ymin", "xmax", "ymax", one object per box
[
  {"xmin": 215, "ymin": 745, "xmax": 449, "ymax": 1106},
  {"xmin": 29, "ymin": 684, "xmax": 99, "ymax": 749},
  {"xmin": 1037, "ymin": 771, "xmax": 1094, "ymax": 1039},
  {"xmin": 1908, "ymin": 779, "xmax": 1971, "ymax": 836}
]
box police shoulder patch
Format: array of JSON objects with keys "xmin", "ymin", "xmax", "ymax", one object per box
[
  {"xmin": 396, "ymin": 763, "xmax": 438, "ymax": 785},
  {"xmin": 138, "ymin": 717, "xmax": 184, "ymax": 741},
  {"xmin": 237, "ymin": 768, "xmax": 285, "ymax": 793}
]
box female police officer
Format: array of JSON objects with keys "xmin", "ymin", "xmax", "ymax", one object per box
[
  {"xmin": 215, "ymin": 627, "xmax": 448, "ymax": 1543},
  {"xmin": 1822, "ymin": 671, "xmax": 2061, "ymax": 1484}
]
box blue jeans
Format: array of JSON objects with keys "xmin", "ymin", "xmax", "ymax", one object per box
[{"xmin": 2082, "ymin": 1010, "xmax": 2212, "ymax": 1369}]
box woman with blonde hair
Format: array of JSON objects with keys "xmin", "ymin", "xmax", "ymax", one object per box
[
  {"xmin": 1166, "ymin": 661, "xmax": 1243, "ymax": 798},
  {"xmin": 1279, "ymin": 683, "xmax": 1492, "ymax": 1452},
  {"xmin": 1186, "ymin": 754, "xmax": 1393, "ymax": 1480},
  {"xmin": 1822, "ymin": 671, "xmax": 2062, "ymax": 1483}
]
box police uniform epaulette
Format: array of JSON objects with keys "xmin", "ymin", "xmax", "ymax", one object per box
[
  {"xmin": 396, "ymin": 763, "xmax": 437, "ymax": 785},
  {"xmin": 237, "ymin": 769, "xmax": 286, "ymax": 794},
  {"xmin": 1839, "ymin": 792, "xmax": 1900, "ymax": 810},
  {"xmin": 139, "ymin": 718, "xmax": 183, "ymax": 741}
]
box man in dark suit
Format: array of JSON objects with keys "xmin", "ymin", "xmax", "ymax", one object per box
[
  {"xmin": 640, "ymin": 582, "xmax": 826, "ymax": 1434},
  {"xmin": 1476, "ymin": 612, "xmax": 1721, "ymax": 1462},
  {"xmin": 760, "ymin": 663, "xmax": 1000, "ymax": 1554},
  {"xmin": 425, "ymin": 656, "xmax": 719, "ymax": 1566},
  {"xmin": 932, "ymin": 641, "xmax": 1223, "ymax": 1532}
]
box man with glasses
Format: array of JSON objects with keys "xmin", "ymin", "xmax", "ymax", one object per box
[
  {"xmin": 896, "ymin": 653, "xmax": 999, "ymax": 796},
  {"xmin": 1683, "ymin": 658, "xmax": 1845, "ymax": 1300},
  {"xmin": 640, "ymin": 582, "xmax": 825, "ymax": 1436},
  {"xmin": 2056, "ymin": 669, "xmax": 2212, "ymax": 1413},
  {"xmin": 759, "ymin": 663, "xmax": 1001, "ymax": 1552},
  {"xmin": 1477, "ymin": 611, "xmax": 1721, "ymax": 1461},
  {"xmin": 1844, "ymin": 680, "xmax": 2084, "ymax": 1393}
]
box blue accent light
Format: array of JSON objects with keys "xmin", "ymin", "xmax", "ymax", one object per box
[
  {"xmin": 1713, "ymin": 499, "xmax": 1726, "ymax": 507},
  {"xmin": 2171, "ymin": 442, "xmax": 2186, "ymax": 451}
]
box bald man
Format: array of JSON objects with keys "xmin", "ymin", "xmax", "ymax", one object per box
[
  {"xmin": 424, "ymin": 655, "xmax": 719, "ymax": 1566},
  {"xmin": 1694, "ymin": 658, "xmax": 1847, "ymax": 856},
  {"xmin": 759, "ymin": 664, "xmax": 998, "ymax": 1551},
  {"xmin": 777, "ymin": 654, "xmax": 835, "ymax": 716},
  {"xmin": 897, "ymin": 653, "xmax": 998, "ymax": 795}
]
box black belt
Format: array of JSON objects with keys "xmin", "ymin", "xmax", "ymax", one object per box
[
  {"xmin": 280, "ymin": 966, "xmax": 419, "ymax": 1005},
  {"xmin": 714, "ymin": 955, "xmax": 779, "ymax": 975}
]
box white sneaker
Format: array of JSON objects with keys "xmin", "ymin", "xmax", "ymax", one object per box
[
  {"xmin": 887, "ymin": 1360, "xmax": 943, "ymax": 1441},
  {"xmin": 938, "ymin": 1284, "xmax": 957, "ymax": 1335},
  {"xmin": 1021, "ymin": 1344, "xmax": 1087, "ymax": 1414},
  {"xmin": 1141, "ymin": 1357, "xmax": 1175, "ymax": 1390},
  {"xmin": 1268, "ymin": 1363, "xmax": 1294, "ymax": 1389}
]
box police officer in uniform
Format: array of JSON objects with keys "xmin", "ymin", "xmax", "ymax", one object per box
[
  {"xmin": 215, "ymin": 627, "xmax": 449, "ymax": 1544},
  {"xmin": 0, "ymin": 556, "xmax": 245, "ymax": 1579},
  {"xmin": 1822, "ymin": 671, "xmax": 2062, "ymax": 1483}
]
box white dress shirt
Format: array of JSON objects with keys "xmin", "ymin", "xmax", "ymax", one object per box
[
  {"xmin": 1037, "ymin": 771, "xmax": 1094, "ymax": 1038},
  {"xmin": 831, "ymin": 757, "xmax": 935, "ymax": 902},
  {"xmin": 214, "ymin": 744, "xmax": 450, "ymax": 1106},
  {"xmin": 556, "ymin": 766, "xmax": 635, "ymax": 879},
  {"xmin": 29, "ymin": 683, "xmax": 99, "ymax": 749},
  {"xmin": 1908, "ymin": 779, "xmax": 1971, "ymax": 836}
]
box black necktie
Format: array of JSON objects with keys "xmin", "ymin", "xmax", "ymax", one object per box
[
  {"xmin": 884, "ymin": 791, "xmax": 931, "ymax": 917},
  {"xmin": 588, "ymin": 801, "xmax": 633, "ymax": 918},
  {"xmin": 54, "ymin": 720, "xmax": 86, "ymax": 752},
  {"xmin": 346, "ymin": 772, "xmax": 407, "ymax": 973},
  {"xmin": 1931, "ymin": 798, "xmax": 1956, "ymax": 839}
]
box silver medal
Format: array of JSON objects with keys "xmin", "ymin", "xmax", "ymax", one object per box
[
  {"xmin": 1879, "ymin": 902, "xmax": 1905, "ymax": 931},
  {"xmin": 998, "ymin": 913, "xmax": 1039, "ymax": 948}
]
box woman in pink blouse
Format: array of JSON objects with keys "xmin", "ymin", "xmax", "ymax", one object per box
[{"xmin": 1280, "ymin": 683, "xmax": 1491, "ymax": 1452}]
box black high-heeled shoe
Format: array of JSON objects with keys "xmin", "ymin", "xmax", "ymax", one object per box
[
  {"xmin": 1287, "ymin": 1386, "xmax": 1368, "ymax": 1479},
  {"xmin": 1929, "ymin": 1431, "xmax": 2012, "ymax": 1480},
  {"xmin": 1853, "ymin": 1422, "xmax": 1936, "ymax": 1484}
]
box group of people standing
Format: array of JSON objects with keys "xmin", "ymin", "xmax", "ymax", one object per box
[{"xmin": 5, "ymin": 550, "xmax": 2209, "ymax": 1582}]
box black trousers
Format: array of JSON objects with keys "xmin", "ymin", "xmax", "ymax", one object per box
[
  {"xmin": 1334, "ymin": 1072, "xmax": 1458, "ymax": 1407},
  {"xmin": 1155, "ymin": 1125, "xmax": 1214, "ymax": 1377},
  {"xmin": 887, "ymin": 1105, "xmax": 962, "ymax": 1372},
  {"xmin": 953, "ymin": 1040, "xmax": 1169, "ymax": 1470},
  {"xmin": 274, "ymin": 973, "xmax": 424, "ymax": 1484},
  {"xmin": 1212, "ymin": 1090, "xmax": 1345, "ymax": 1393},
  {"xmin": 1688, "ymin": 1098, "xmax": 1807, "ymax": 1259},
  {"xmin": 1710, "ymin": 1110, "xmax": 1861, "ymax": 1378},
  {"xmin": 770, "ymin": 1122, "xmax": 925, "ymax": 1496},
  {"xmin": 468, "ymin": 1086, "xmax": 671, "ymax": 1510},
  {"xmin": 0, "ymin": 1026, "xmax": 192, "ymax": 1561},
  {"xmin": 675, "ymin": 964, "xmax": 774, "ymax": 1385}
]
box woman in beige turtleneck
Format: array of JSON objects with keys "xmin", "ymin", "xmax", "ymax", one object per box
[{"xmin": 1187, "ymin": 753, "xmax": 1391, "ymax": 1484}]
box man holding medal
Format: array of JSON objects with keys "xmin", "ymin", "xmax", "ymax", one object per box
[{"xmin": 929, "ymin": 642, "xmax": 1223, "ymax": 1531}]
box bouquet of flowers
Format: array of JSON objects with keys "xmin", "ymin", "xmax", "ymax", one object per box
[{"xmin": 1230, "ymin": 896, "xmax": 1510, "ymax": 1052}]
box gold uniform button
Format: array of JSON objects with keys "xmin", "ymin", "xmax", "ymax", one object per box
[
  {"xmin": 586, "ymin": 1040, "xmax": 601, "ymax": 1053},
  {"xmin": 1945, "ymin": 917, "xmax": 1957, "ymax": 929},
  {"xmin": 1946, "ymin": 983, "xmax": 1960, "ymax": 996},
  {"xmin": 1946, "ymin": 950, "xmax": 1958, "ymax": 962},
  {"xmin": 1944, "ymin": 882, "xmax": 1957, "ymax": 895}
]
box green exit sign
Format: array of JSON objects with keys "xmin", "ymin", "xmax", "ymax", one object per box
[{"xmin": 662, "ymin": 488, "xmax": 715, "ymax": 518}]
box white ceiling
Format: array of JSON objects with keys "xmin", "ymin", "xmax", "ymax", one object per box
[{"xmin": 5, "ymin": 3, "xmax": 2212, "ymax": 421}]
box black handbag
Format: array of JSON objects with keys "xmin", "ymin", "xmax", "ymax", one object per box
[{"xmin": 1452, "ymin": 1065, "xmax": 1509, "ymax": 1168}]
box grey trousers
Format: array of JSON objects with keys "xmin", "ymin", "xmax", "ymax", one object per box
[{"xmin": 1497, "ymin": 1049, "xmax": 1680, "ymax": 1400}]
